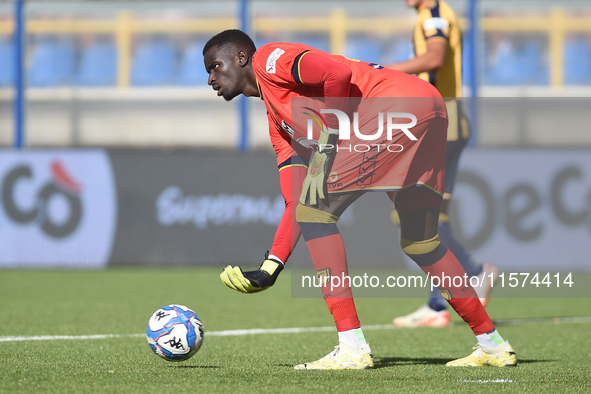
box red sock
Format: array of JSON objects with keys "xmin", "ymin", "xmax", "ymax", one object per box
[
  {"xmin": 421, "ymin": 249, "xmax": 494, "ymax": 335},
  {"xmin": 305, "ymin": 233, "xmax": 360, "ymax": 331},
  {"xmin": 326, "ymin": 298, "xmax": 361, "ymax": 332}
]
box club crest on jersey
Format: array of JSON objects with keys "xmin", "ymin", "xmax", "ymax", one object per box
[
  {"xmin": 266, "ymin": 48, "xmax": 285, "ymax": 74},
  {"xmin": 368, "ymin": 63, "xmax": 384, "ymax": 69}
]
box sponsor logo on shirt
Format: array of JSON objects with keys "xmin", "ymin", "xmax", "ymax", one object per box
[
  {"xmin": 328, "ymin": 171, "xmax": 339, "ymax": 182},
  {"xmin": 266, "ymin": 48, "xmax": 285, "ymax": 74},
  {"xmin": 424, "ymin": 17, "xmax": 449, "ymax": 31},
  {"xmin": 281, "ymin": 120, "xmax": 295, "ymax": 137}
]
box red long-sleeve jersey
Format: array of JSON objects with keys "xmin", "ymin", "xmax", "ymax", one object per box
[{"xmin": 256, "ymin": 42, "xmax": 446, "ymax": 264}]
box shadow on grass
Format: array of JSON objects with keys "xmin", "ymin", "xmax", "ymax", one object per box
[
  {"xmin": 512, "ymin": 359, "xmax": 553, "ymax": 364},
  {"xmin": 374, "ymin": 357, "xmax": 552, "ymax": 368},
  {"xmin": 374, "ymin": 357, "xmax": 449, "ymax": 368}
]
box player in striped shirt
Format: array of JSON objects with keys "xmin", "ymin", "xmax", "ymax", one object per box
[{"xmin": 387, "ymin": 0, "xmax": 499, "ymax": 329}]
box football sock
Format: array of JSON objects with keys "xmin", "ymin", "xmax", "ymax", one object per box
[
  {"xmin": 427, "ymin": 220, "xmax": 484, "ymax": 312},
  {"xmin": 428, "ymin": 294, "xmax": 448, "ymax": 312},
  {"xmin": 326, "ymin": 298, "xmax": 361, "ymax": 332},
  {"xmin": 298, "ymin": 212, "xmax": 361, "ymax": 332},
  {"xmin": 476, "ymin": 328, "xmax": 505, "ymax": 348},
  {"xmin": 402, "ymin": 236, "xmax": 495, "ymax": 335},
  {"xmin": 428, "ymin": 219, "xmax": 482, "ymax": 312},
  {"xmin": 302, "ymin": 232, "xmax": 352, "ymax": 298},
  {"xmin": 338, "ymin": 328, "xmax": 368, "ymax": 350}
]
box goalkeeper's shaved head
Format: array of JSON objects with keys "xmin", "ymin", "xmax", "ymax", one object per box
[{"xmin": 203, "ymin": 29, "xmax": 256, "ymax": 57}]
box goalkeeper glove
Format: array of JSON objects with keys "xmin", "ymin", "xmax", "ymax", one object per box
[
  {"xmin": 220, "ymin": 253, "xmax": 284, "ymax": 294},
  {"xmin": 299, "ymin": 127, "xmax": 338, "ymax": 206}
]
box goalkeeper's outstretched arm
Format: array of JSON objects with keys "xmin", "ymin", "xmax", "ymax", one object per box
[{"xmin": 219, "ymin": 157, "xmax": 306, "ymax": 293}]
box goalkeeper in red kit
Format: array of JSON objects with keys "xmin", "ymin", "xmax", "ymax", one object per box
[{"xmin": 203, "ymin": 29, "xmax": 517, "ymax": 369}]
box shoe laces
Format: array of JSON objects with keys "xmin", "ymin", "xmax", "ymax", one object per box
[
  {"xmin": 314, "ymin": 346, "xmax": 340, "ymax": 363},
  {"xmin": 331, "ymin": 345, "xmax": 341, "ymax": 357},
  {"xmin": 471, "ymin": 344, "xmax": 486, "ymax": 357}
]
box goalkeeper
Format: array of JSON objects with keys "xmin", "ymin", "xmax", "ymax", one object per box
[{"xmin": 205, "ymin": 29, "xmax": 517, "ymax": 370}]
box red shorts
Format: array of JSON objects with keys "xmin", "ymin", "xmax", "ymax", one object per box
[{"xmin": 326, "ymin": 115, "xmax": 447, "ymax": 197}]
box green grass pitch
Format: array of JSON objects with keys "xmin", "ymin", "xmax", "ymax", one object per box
[{"xmin": 1, "ymin": 268, "xmax": 590, "ymax": 393}]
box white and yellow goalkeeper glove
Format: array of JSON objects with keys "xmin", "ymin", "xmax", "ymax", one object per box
[
  {"xmin": 300, "ymin": 127, "xmax": 338, "ymax": 206},
  {"xmin": 220, "ymin": 253, "xmax": 284, "ymax": 294}
]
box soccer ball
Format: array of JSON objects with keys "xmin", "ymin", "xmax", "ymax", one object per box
[{"xmin": 146, "ymin": 304, "xmax": 204, "ymax": 362}]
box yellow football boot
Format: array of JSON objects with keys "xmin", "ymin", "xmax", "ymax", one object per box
[
  {"xmin": 294, "ymin": 343, "xmax": 374, "ymax": 370},
  {"xmin": 446, "ymin": 341, "xmax": 517, "ymax": 367}
]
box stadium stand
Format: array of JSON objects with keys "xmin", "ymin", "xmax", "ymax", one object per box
[
  {"xmin": 521, "ymin": 40, "xmax": 549, "ymax": 85},
  {"xmin": 176, "ymin": 39, "xmax": 209, "ymax": 86},
  {"xmin": 564, "ymin": 37, "xmax": 591, "ymax": 85},
  {"xmin": 130, "ymin": 38, "xmax": 176, "ymax": 86},
  {"xmin": 485, "ymin": 38, "xmax": 548, "ymax": 86},
  {"xmin": 344, "ymin": 36, "xmax": 383, "ymax": 64},
  {"xmin": 383, "ymin": 38, "xmax": 412, "ymax": 64},
  {"xmin": 15, "ymin": 33, "xmax": 591, "ymax": 89},
  {"xmin": 291, "ymin": 35, "xmax": 330, "ymax": 53},
  {"xmin": 1, "ymin": 8, "xmax": 591, "ymax": 89},
  {"xmin": 0, "ymin": 39, "xmax": 12, "ymax": 86},
  {"xmin": 28, "ymin": 38, "xmax": 75, "ymax": 87},
  {"xmin": 76, "ymin": 40, "xmax": 118, "ymax": 87}
]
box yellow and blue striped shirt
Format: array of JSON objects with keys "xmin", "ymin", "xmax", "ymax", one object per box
[{"xmin": 413, "ymin": 0, "xmax": 462, "ymax": 98}]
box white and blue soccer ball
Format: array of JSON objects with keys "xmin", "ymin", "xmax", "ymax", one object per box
[{"xmin": 146, "ymin": 304, "xmax": 204, "ymax": 362}]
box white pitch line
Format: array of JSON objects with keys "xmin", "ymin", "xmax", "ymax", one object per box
[
  {"xmin": 1, "ymin": 317, "xmax": 589, "ymax": 343},
  {"xmin": 0, "ymin": 333, "xmax": 144, "ymax": 342},
  {"xmin": 458, "ymin": 379, "xmax": 516, "ymax": 383},
  {"xmin": 207, "ymin": 324, "xmax": 393, "ymax": 337},
  {"xmin": 492, "ymin": 316, "xmax": 591, "ymax": 325},
  {"xmin": 0, "ymin": 324, "xmax": 391, "ymax": 343}
]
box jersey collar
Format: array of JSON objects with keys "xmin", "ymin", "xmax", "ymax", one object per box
[
  {"xmin": 255, "ymin": 78, "xmax": 264, "ymax": 100},
  {"xmin": 418, "ymin": 0, "xmax": 436, "ymax": 12}
]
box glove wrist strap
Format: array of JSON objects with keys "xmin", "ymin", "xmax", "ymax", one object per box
[
  {"xmin": 260, "ymin": 251, "xmax": 284, "ymax": 283},
  {"xmin": 260, "ymin": 259, "xmax": 283, "ymax": 278}
]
